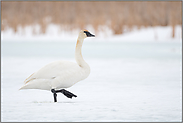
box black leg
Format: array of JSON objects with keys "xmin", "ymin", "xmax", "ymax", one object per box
[
  {"xmin": 54, "ymin": 93, "xmax": 57, "ymax": 102},
  {"xmin": 51, "ymin": 89, "xmax": 57, "ymax": 102}
]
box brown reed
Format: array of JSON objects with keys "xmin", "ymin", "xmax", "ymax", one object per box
[{"xmin": 1, "ymin": 1, "xmax": 182, "ymax": 36}]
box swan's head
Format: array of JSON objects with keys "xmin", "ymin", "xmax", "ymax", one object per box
[{"xmin": 78, "ymin": 30, "xmax": 95, "ymax": 39}]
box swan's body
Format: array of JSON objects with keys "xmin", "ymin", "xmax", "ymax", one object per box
[
  {"xmin": 21, "ymin": 60, "xmax": 90, "ymax": 90},
  {"xmin": 20, "ymin": 30, "xmax": 95, "ymax": 102}
]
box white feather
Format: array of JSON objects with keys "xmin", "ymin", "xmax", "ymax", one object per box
[{"xmin": 20, "ymin": 30, "xmax": 92, "ymax": 91}]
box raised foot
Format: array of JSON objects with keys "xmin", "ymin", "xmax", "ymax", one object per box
[
  {"xmin": 59, "ymin": 89, "xmax": 77, "ymax": 98},
  {"xmin": 51, "ymin": 89, "xmax": 77, "ymax": 102}
]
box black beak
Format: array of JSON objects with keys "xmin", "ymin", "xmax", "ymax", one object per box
[{"xmin": 84, "ymin": 31, "xmax": 95, "ymax": 37}]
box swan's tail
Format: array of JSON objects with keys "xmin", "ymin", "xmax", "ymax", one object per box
[{"xmin": 19, "ymin": 79, "xmax": 51, "ymax": 90}]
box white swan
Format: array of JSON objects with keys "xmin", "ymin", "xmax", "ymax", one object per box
[{"xmin": 19, "ymin": 30, "xmax": 95, "ymax": 102}]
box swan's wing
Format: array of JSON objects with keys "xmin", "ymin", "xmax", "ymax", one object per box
[
  {"xmin": 24, "ymin": 61, "xmax": 80, "ymax": 84},
  {"xmin": 24, "ymin": 73, "xmax": 35, "ymax": 84}
]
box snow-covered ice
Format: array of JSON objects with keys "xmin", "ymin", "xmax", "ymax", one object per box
[{"xmin": 1, "ymin": 40, "xmax": 182, "ymax": 122}]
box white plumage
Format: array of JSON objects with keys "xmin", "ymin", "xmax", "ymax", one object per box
[{"xmin": 20, "ymin": 30, "xmax": 95, "ymax": 92}]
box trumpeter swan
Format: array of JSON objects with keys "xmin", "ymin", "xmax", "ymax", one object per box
[{"xmin": 19, "ymin": 30, "xmax": 95, "ymax": 102}]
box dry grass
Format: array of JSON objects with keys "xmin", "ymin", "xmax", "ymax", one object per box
[{"xmin": 1, "ymin": 1, "xmax": 182, "ymax": 35}]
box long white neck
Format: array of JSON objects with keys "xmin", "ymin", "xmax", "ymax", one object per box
[{"xmin": 75, "ymin": 37, "xmax": 88, "ymax": 68}]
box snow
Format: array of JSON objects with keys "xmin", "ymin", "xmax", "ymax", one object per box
[
  {"xmin": 1, "ymin": 40, "xmax": 182, "ymax": 122},
  {"xmin": 109, "ymin": 26, "xmax": 182, "ymax": 42},
  {"xmin": 1, "ymin": 24, "xmax": 182, "ymax": 42}
]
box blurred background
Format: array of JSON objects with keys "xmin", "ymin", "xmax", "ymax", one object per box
[
  {"xmin": 1, "ymin": 1, "xmax": 182, "ymax": 41},
  {"xmin": 1, "ymin": 1, "xmax": 182, "ymax": 122}
]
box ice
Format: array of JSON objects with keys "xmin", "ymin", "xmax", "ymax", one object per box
[{"xmin": 1, "ymin": 40, "xmax": 182, "ymax": 122}]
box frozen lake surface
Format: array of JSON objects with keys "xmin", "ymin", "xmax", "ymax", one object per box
[{"xmin": 1, "ymin": 41, "xmax": 182, "ymax": 122}]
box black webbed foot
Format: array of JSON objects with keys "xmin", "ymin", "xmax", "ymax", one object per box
[
  {"xmin": 55, "ymin": 89, "xmax": 77, "ymax": 98},
  {"xmin": 51, "ymin": 89, "xmax": 77, "ymax": 102},
  {"xmin": 61, "ymin": 89, "xmax": 77, "ymax": 98}
]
